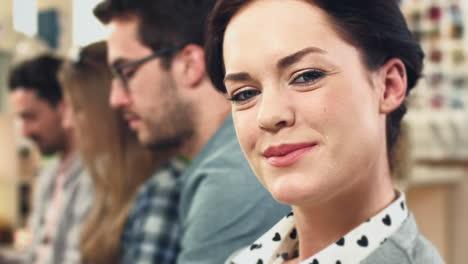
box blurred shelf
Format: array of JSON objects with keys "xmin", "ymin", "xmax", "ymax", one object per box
[{"xmin": 409, "ymin": 159, "xmax": 468, "ymax": 186}]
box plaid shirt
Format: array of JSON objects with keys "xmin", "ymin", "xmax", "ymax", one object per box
[{"xmin": 120, "ymin": 158, "xmax": 186, "ymax": 264}]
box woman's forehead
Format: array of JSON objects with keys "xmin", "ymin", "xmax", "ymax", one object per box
[
  {"xmin": 226, "ymin": 0, "xmax": 326, "ymax": 32},
  {"xmin": 223, "ymin": 0, "xmax": 351, "ymax": 71},
  {"xmin": 225, "ymin": 1, "xmax": 335, "ymax": 47}
]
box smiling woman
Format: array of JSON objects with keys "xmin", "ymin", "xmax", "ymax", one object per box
[{"xmin": 206, "ymin": 0, "xmax": 444, "ymax": 263}]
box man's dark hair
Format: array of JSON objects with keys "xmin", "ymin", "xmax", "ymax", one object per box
[
  {"xmin": 205, "ymin": 0, "xmax": 424, "ymax": 166},
  {"xmin": 9, "ymin": 55, "xmax": 64, "ymax": 107},
  {"xmin": 93, "ymin": 0, "xmax": 216, "ymax": 66}
]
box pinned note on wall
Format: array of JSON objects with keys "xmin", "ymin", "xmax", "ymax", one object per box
[{"xmin": 38, "ymin": 9, "xmax": 60, "ymax": 49}]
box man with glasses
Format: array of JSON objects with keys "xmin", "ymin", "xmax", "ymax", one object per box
[{"xmin": 94, "ymin": 0, "xmax": 290, "ymax": 264}]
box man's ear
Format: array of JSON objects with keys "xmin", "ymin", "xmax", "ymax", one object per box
[
  {"xmin": 378, "ymin": 58, "xmax": 407, "ymax": 114},
  {"xmin": 171, "ymin": 44, "xmax": 206, "ymax": 88}
]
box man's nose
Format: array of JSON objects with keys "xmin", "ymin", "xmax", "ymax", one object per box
[
  {"xmin": 21, "ymin": 124, "xmax": 35, "ymax": 139},
  {"xmin": 109, "ymin": 80, "xmax": 132, "ymax": 109}
]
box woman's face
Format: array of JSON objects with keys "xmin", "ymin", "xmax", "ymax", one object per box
[
  {"xmin": 223, "ymin": 0, "xmax": 390, "ymax": 206},
  {"xmin": 63, "ymin": 91, "xmax": 88, "ymax": 145},
  {"xmin": 62, "ymin": 94, "xmax": 77, "ymax": 131}
]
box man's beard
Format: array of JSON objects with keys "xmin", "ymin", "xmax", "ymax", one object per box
[
  {"xmin": 143, "ymin": 100, "xmax": 196, "ymax": 153},
  {"xmin": 145, "ymin": 130, "xmax": 194, "ymax": 151},
  {"xmin": 31, "ymin": 135, "xmax": 62, "ymax": 156}
]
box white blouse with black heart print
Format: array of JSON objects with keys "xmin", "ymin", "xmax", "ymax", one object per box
[{"xmin": 228, "ymin": 192, "xmax": 408, "ymax": 264}]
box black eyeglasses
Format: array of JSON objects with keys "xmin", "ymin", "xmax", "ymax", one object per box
[{"xmin": 111, "ymin": 44, "xmax": 185, "ymax": 91}]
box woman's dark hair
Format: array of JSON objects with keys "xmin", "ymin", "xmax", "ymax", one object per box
[
  {"xmin": 205, "ymin": 0, "xmax": 424, "ymax": 165},
  {"xmin": 9, "ymin": 55, "xmax": 63, "ymax": 107}
]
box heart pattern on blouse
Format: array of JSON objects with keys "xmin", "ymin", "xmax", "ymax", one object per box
[
  {"xmin": 273, "ymin": 233, "xmax": 281, "ymax": 241},
  {"xmin": 357, "ymin": 235, "xmax": 369, "ymax": 247},
  {"xmin": 382, "ymin": 215, "xmax": 392, "ymax": 226}
]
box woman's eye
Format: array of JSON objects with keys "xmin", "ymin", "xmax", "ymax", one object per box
[
  {"xmin": 291, "ymin": 70, "xmax": 326, "ymax": 84},
  {"xmin": 229, "ymin": 89, "xmax": 261, "ymax": 102}
]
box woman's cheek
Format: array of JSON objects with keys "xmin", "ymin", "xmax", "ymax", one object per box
[{"xmin": 233, "ymin": 109, "xmax": 259, "ymax": 157}]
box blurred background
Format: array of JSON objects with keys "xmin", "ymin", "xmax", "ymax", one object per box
[
  {"xmin": 0, "ymin": 0, "xmax": 106, "ymax": 257},
  {"xmin": 0, "ymin": 0, "xmax": 466, "ymax": 263}
]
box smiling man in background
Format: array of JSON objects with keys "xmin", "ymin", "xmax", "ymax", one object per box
[{"xmin": 8, "ymin": 55, "xmax": 93, "ymax": 264}]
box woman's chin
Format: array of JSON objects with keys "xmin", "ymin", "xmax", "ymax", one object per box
[{"xmin": 269, "ymin": 182, "xmax": 313, "ymax": 206}]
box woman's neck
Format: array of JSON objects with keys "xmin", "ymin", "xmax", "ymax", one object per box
[{"xmin": 292, "ymin": 170, "xmax": 396, "ymax": 262}]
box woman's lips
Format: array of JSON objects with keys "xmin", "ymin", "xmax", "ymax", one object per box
[{"xmin": 263, "ymin": 143, "xmax": 317, "ymax": 167}]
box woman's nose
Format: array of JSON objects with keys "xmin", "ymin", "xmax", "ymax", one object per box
[{"xmin": 256, "ymin": 88, "xmax": 295, "ymax": 132}]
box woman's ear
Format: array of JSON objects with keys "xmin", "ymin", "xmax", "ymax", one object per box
[
  {"xmin": 171, "ymin": 44, "xmax": 206, "ymax": 89},
  {"xmin": 378, "ymin": 58, "xmax": 407, "ymax": 114},
  {"xmin": 59, "ymin": 98, "xmax": 75, "ymax": 130},
  {"xmin": 56, "ymin": 99, "xmax": 66, "ymax": 117}
]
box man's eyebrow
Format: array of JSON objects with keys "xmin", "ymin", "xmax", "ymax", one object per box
[
  {"xmin": 20, "ymin": 112, "xmax": 34, "ymax": 119},
  {"xmin": 223, "ymin": 72, "xmax": 253, "ymax": 83},
  {"xmin": 111, "ymin": 58, "xmax": 129, "ymax": 68},
  {"xmin": 277, "ymin": 47, "xmax": 326, "ymax": 69}
]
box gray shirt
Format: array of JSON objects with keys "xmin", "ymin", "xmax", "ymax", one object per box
[
  {"xmin": 177, "ymin": 116, "xmax": 291, "ymax": 264},
  {"xmin": 227, "ymin": 201, "xmax": 443, "ymax": 264},
  {"xmin": 25, "ymin": 154, "xmax": 94, "ymax": 264},
  {"xmin": 363, "ymin": 213, "xmax": 445, "ymax": 264}
]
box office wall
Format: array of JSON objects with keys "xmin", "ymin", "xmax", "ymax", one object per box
[{"xmin": 0, "ymin": 114, "xmax": 18, "ymax": 228}]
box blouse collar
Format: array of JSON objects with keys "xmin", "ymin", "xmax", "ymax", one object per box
[{"xmin": 229, "ymin": 193, "xmax": 408, "ymax": 264}]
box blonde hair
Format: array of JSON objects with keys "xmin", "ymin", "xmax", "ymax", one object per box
[{"xmin": 59, "ymin": 41, "xmax": 173, "ymax": 263}]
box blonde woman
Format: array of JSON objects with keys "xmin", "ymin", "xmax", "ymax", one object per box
[{"xmin": 60, "ymin": 41, "xmax": 184, "ymax": 263}]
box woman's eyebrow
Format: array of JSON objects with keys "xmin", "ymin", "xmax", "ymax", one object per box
[
  {"xmin": 277, "ymin": 46, "xmax": 326, "ymax": 69},
  {"xmin": 224, "ymin": 72, "xmax": 253, "ymax": 84},
  {"xmin": 223, "ymin": 47, "xmax": 326, "ymax": 84}
]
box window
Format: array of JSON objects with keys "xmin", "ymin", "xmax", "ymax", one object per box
[
  {"xmin": 72, "ymin": 0, "xmax": 108, "ymax": 46},
  {"xmin": 13, "ymin": 0, "xmax": 37, "ymax": 36}
]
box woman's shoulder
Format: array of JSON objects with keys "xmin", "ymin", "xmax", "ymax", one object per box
[{"xmin": 362, "ymin": 213, "xmax": 445, "ymax": 264}]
